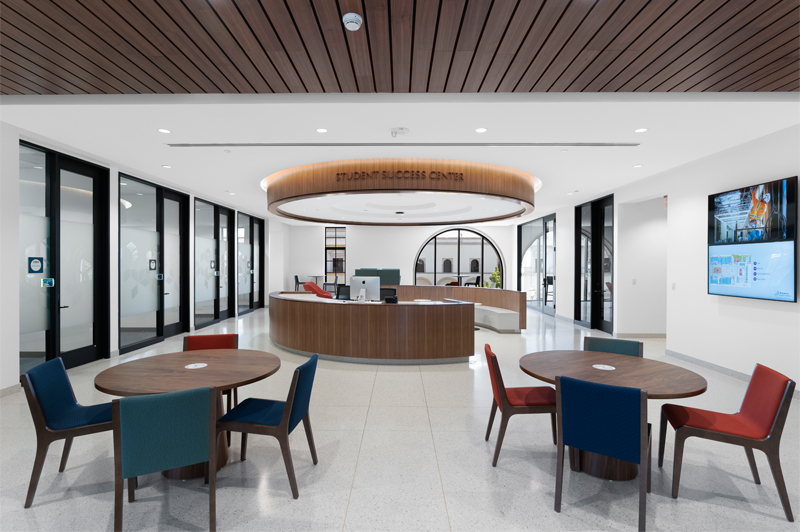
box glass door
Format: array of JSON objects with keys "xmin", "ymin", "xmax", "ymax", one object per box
[
  {"xmin": 543, "ymin": 216, "xmax": 556, "ymax": 316},
  {"xmin": 597, "ymin": 197, "xmax": 614, "ymax": 333},
  {"xmin": 219, "ymin": 211, "xmax": 230, "ymax": 319},
  {"xmin": 518, "ymin": 214, "xmax": 554, "ymax": 314},
  {"xmin": 194, "ymin": 200, "xmax": 217, "ymax": 328},
  {"xmin": 253, "ymin": 219, "xmax": 263, "ymax": 308},
  {"xmin": 237, "ymin": 212, "xmax": 252, "ymax": 315},
  {"xmin": 162, "ymin": 190, "xmax": 189, "ymax": 338},
  {"xmin": 574, "ymin": 196, "xmax": 613, "ymax": 333}
]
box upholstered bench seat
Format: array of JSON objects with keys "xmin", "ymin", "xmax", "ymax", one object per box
[{"xmin": 475, "ymin": 306, "xmax": 520, "ymax": 333}]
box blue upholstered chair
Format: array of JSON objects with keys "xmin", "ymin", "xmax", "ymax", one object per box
[
  {"xmin": 112, "ymin": 387, "xmax": 218, "ymax": 532},
  {"xmin": 217, "ymin": 354, "xmax": 319, "ymax": 499},
  {"xmin": 584, "ymin": 336, "xmax": 643, "ymax": 357},
  {"xmin": 21, "ymin": 358, "xmax": 112, "ymax": 508},
  {"xmin": 555, "ymin": 376, "xmax": 651, "ymax": 532}
]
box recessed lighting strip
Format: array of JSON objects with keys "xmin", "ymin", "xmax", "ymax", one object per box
[{"xmin": 168, "ymin": 142, "xmax": 639, "ymax": 148}]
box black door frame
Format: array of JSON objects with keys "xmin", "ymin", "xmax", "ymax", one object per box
[
  {"xmin": 517, "ymin": 214, "xmax": 556, "ymax": 316},
  {"xmin": 574, "ymin": 194, "xmax": 614, "ymax": 333},
  {"xmin": 253, "ymin": 217, "xmax": 265, "ymax": 309},
  {"xmin": 22, "ymin": 141, "xmax": 111, "ymax": 370},
  {"xmin": 194, "ymin": 200, "xmax": 235, "ymax": 329},
  {"xmin": 118, "ymin": 176, "xmax": 190, "ymax": 355}
]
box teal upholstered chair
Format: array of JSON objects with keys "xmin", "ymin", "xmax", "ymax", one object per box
[
  {"xmin": 555, "ymin": 376, "xmax": 651, "ymax": 531},
  {"xmin": 217, "ymin": 354, "xmax": 319, "ymax": 499},
  {"xmin": 112, "ymin": 387, "xmax": 218, "ymax": 532},
  {"xmin": 584, "ymin": 337, "xmax": 643, "ymax": 357},
  {"xmin": 21, "ymin": 358, "xmax": 112, "ymax": 508}
]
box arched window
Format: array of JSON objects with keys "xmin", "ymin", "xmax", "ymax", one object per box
[{"xmin": 414, "ymin": 228, "xmax": 503, "ymax": 287}]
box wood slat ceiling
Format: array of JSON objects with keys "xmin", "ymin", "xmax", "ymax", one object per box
[{"xmin": 1, "ymin": 0, "xmax": 798, "ymax": 96}]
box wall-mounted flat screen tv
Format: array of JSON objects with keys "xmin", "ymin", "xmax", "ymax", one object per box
[{"xmin": 708, "ymin": 176, "xmax": 797, "ymax": 302}]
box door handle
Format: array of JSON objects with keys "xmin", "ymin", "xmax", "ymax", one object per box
[
  {"xmin": 59, "ymin": 305, "xmax": 69, "ymax": 309},
  {"xmin": 164, "ymin": 293, "xmax": 170, "ymax": 295}
]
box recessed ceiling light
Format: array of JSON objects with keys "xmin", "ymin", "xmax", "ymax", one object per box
[
  {"xmin": 33, "ymin": 166, "xmax": 43, "ymax": 169},
  {"xmin": 633, "ymin": 164, "xmax": 643, "ymax": 168},
  {"xmin": 634, "ymin": 128, "xmax": 648, "ymax": 133},
  {"xmin": 316, "ymin": 128, "xmax": 328, "ymax": 133},
  {"xmin": 567, "ymin": 192, "xmax": 573, "ymax": 196},
  {"xmin": 158, "ymin": 129, "xmax": 171, "ymax": 134},
  {"xmin": 136, "ymin": 193, "xmax": 143, "ymax": 196},
  {"xmin": 475, "ymin": 127, "xmax": 487, "ymax": 133},
  {"xmin": 228, "ymin": 192, "xmax": 236, "ymax": 196},
  {"xmin": 162, "ymin": 165, "xmax": 172, "ymax": 169}
]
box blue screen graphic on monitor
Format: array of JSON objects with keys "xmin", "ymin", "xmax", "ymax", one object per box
[{"xmin": 708, "ymin": 241, "xmax": 795, "ymax": 302}]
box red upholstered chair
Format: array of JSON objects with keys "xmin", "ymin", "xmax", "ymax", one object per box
[
  {"xmin": 658, "ymin": 364, "xmax": 795, "ymax": 522},
  {"xmin": 184, "ymin": 334, "xmax": 239, "ymax": 445},
  {"xmin": 303, "ymin": 282, "xmax": 332, "ymax": 299},
  {"xmin": 484, "ymin": 344, "xmax": 557, "ymax": 466}
]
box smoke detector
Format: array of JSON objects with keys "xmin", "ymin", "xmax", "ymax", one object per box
[
  {"xmin": 390, "ymin": 127, "xmax": 409, "ymax": 138},
  {"xmin": 342, "ymin": 13, "xmax": 362, "ymax": 31}
]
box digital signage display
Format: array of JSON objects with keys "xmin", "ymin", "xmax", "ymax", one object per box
[{"xmin": 708, "ymin": 176, "xmax": 797, "ymax": 302}]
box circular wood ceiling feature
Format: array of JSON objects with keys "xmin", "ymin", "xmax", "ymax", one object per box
[{"xmin": 265, "ymin": 158, "xmax": 536, "ymax": 226}]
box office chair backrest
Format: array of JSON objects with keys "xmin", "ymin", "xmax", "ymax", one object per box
[
  {"xmin": 557, "ymin": 376, "xmax": 645, "ymax": 464},
  {"xmin": 380, "ymin": 288, "xmax": 396, "ymax": 299},
  {"xmin": 25, "ymin": 358, "xmax": 78, "ymax": 429},
  {"xmin": 484, "ymin": 345, "xmax": 505, "ymax": 411},
  {"xmin": 738, "ymin": 364, "xmax": 793, "ymax": 439},
  {"xmin": 184, "ymin": 334, "xmax": 238, "ymax": 351},
  {"xmin": 584, "ymin": 337, "xmax": 643, "ymax": 357},
  {"xmin": 286, "ymin": 355, "xmax": 318, "ymax": 433}
]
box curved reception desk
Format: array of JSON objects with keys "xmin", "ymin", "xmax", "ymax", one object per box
[{"xmin": 269, "ymin": 292, "xmax": 475, "ymax": 363}]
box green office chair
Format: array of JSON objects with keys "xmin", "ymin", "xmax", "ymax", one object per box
[{"xmin": 584, "ymin": 337, "xmax": 643, "ymax": 357}]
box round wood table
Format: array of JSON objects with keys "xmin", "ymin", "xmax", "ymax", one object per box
[
  {"xmin": 95, "ymin": 349, "xmax": 281, "ymax": 479},
  {"xmin": 519, "ymin": 350, "xmax": 707, "ymax": 481}
]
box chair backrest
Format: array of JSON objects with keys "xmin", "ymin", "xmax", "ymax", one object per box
[
  {"xmin": 184, "ymin": 334, "xmax": 238, "ymax": 351},
  {"xmin": 24, "ymin": 358, "xmax": 78, "ymax": 429},
  {"xmin": 283, "ymin": 354, "xmax": 318, "ymax": 433},
  {"xmin": 380, "ymin": 288, "xmax": 396, "ymax": 299},
  {"xmin": 556, "ymin": 376, "xmax": 647, "ymax": 465},
  {"xmin": 583, "ymin": 337, "xmax": 643, "ymax": 357},
  {"xmin": 484, "ymin": 345, "xmax": 506, "ymax": 411},
  {"xmin": 295, "ymin": 275, "xmax": 300, "ymax": 284},
  {"xmin": 114, "ymin": 387, "xmax": 215, "ymax": 479},
  {"xmin": 739, "ymin": 364, "xmax": 795, "ymax": 439},
  {"xmin": 337, "ymin": 285, "xmax": 351, "ymax": 300},
  {"xmin": 303, "ymin": 282, "xmax": 332, "ymax": 299}
]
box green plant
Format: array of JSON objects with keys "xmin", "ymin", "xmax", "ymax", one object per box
[{"xmin": 483, "ymin": 266, "xmax": 502, "ymax": 288}]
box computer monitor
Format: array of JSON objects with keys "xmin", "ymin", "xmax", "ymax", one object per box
[
  {"xmin": 337, "ymin": 285, "xmax": 350, "ymax": 300},
  {"xmin": 350, "ymin": 276, "xmax": 380, "ymax": 301},
  {"xmin": 379, "ymin": 288, "xmax": 396, "ymax": 300}
]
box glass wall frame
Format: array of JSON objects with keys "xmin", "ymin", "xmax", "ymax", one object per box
[
  {"xmin": 517, "ymin": 213, "xmax": 556, "ymax": 316},
  {"xmin": 414, "ymin": 228, "xmax": 503, "ymax": 288},
  {"xmin": 194, "ymin": 199, "xmax": 235, "ymax": 329},
  {"xmin": 236, "ymin": 212, "xmax": 265, "ymax": 316},
  {"xmin": 118, "ymin": 174, "xmax": 190, "ymax": 355},
  {"xmin": 574, "ymin": 195, "xmax": 614, "ymax": 333},
  {"xmin": 19, "ymin": 141, "xmax": 111, "ymax": 372}
]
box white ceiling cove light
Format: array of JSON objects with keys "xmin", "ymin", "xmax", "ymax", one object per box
[
  {"xmin": 316, "ymin": 128, "xmax": 328, "ymax": 133},
  {"xmin": 475, "ymin": 128, "xmax": 488, "ymax": 133},
  {"xmin": 342, "ymin": 13, "xmax": 362, "ymax": 31},
  {"xmin": 157, "ymin": 128, "xmax": 171, "ymax": 134},
  {"xmin": 634, "ymin": 128, "xmax": 648, "ymax": 133}
]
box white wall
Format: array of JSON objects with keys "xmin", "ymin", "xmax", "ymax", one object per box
[
  {"xmin": 1, "ymin": 122, "xmax": 22, "ymax": 390},
  {"xmin": 553, "ymin": 206, "xmax": 575, "ymax": 320},
  {"xmin": 616, "ymin": 197, "xmax": 668, "ymax": 335}
]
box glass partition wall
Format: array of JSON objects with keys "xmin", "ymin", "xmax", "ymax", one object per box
[
  {"xmin": 118, "ymin": 175, "xmax": 189, "ymax": 354},
  {"xmin": 574, "ymin": 195, "xmax": 614, "ymax": 333},
  {"xmin": 19, "ymin": 142, "xmax": 110, "ymax": 372},
  {"xmin": 518, "ymin": 214, "xmax": 556, "ymax": 315},
  {"xmin": 414, "ymin": 229, "xmax": 503, "ymax": 287},
  {"xmin": 237, "ymin": 213, "xmax": 265, "ymax": 315},
  {"xmin": 194, "ymin": 200, "xmax": 235, "ymax": 328}
]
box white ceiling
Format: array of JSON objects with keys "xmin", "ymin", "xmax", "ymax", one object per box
[{"xmin": 1, "ymin": 92, "xmax": 798, "ymax": 226}]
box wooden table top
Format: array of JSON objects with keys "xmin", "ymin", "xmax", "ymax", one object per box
[
  {"xmin": 519, "ymin": 350, "xmax": 707, "ymax": 400},
  {"xmin": 95, "ymin": 349, "xmax": 281, "ymax": 397}
]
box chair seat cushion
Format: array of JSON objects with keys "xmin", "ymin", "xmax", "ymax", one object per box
[
  {"xmin": 50, "ymin": 402, "xmax": 112, "ymax": 431},
  {"xmin": 662, "ymin": 404, "xmax": 766, "ymax": 440},
  {"xmin": 506, "ymin": 386, "xmax": 556, "ymax": 407},
  {"xmin": 219, "ymin": 398, "xmax": 285, "ymax": 427}
]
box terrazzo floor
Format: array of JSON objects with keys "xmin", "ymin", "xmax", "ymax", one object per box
[{"xmin": 1, "ymin": 308, "xmax": 797, "ymax": 531}]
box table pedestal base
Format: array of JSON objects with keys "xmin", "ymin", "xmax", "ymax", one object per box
[
  {"xmin": 162, "ymin": 392, "xmax": 229, "ymax": 480},
  {"xmin": 568, "ymin": 446, "xmax": 638, "ymax": 481}
]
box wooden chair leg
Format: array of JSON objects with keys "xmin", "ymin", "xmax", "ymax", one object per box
[
  {"xmin": 241, "ymin": 433, "xmax": 248, "ymax": 461},
  {"xmin": 278, "ymin": 435, "xmax": 299, "ymax": 499},
  {"xmin": 554, "ymin": 442, "xmax": 564, "ymax": 512},
  {"xmin": 658, "ymin": 412, "xmax": 667, "ymax": 468},
  {"xmin": 492, "ymin": 413, "xmax": 510, "ymax": 467},
  {"xmin": 671, "ymin": 430, "xmax": 688, "ymax": 499},
  {"xmin": 485, "ymin": 400, "xmax": 497, "ymax": 441},
  {"xmin": 550, "ymin": 412, "xmax": 557, "ymax": 445},
  {"xmin": 639, "ymin": 452, "xmax": 647, "ymax": 532},
  {"xmin": 765, "ymin": 448, "xmax": 794, "ymax": 522},
  {"xmin": 24, "ymin": 439, "xmax": 50, "ymax": 508},
  {"xmin": 233, "ymin": 388, "xmax": 238, "ymax": 407},
  {"xmin": 204, "ymin": 461, "xmax": 209, "ymax": 485},
  {"xmin": 303, "ymin": 414, "xmax": 318, "ymax": 464},
  {"xmin": 647, "ymin": 437, "xmax": 652, "ymax": 494},
  {"xmin": 744, "ymin": 447, "xmax": 761, "ymax": 484},
  {"xmin": 114, "ymin": 470, "xmax": 123, "ymax": 532},
  {"xmin": 59, "ymin": 437, "xmax": 73, "ymax": 473},
  {"xmin": 226, "ymin": 393, "xmax": 232, "ymax": 447},
  {"xmin": 128, "ymin": 477, "xmax": 136, "ymax": 503}
]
